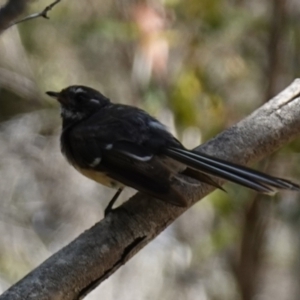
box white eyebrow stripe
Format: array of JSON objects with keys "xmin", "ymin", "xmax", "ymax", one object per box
[{"xmin": 75, "ymin": 88, "xmax": 86, "ymax": 94}]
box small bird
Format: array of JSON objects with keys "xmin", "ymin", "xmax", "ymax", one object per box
[{"xmin": 46, "ymin": 85, "xmax": 300, "ymax": 215}]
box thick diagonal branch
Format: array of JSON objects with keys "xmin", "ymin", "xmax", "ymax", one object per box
[{"xmin": 1, "ymin": 79, "xmax": 300, "ymax": 300}]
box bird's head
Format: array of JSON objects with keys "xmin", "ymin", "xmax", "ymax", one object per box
[{"xmin": 46, "ymin": 85, "xmax": 110, "ymax": 121}]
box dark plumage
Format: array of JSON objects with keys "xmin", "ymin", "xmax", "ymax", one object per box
[{"xmin": 46, "ymin": 85, "xmax": 300, "ymax": 212}]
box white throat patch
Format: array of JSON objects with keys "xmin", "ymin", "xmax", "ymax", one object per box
[{"xmin": 61, "ymin": 107, "xmax": 86, "ymax": 120}]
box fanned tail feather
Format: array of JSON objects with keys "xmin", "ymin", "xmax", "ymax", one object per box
[{"xmin": 163, "ymin": 147, "xmax": 300, "ymax": 194}]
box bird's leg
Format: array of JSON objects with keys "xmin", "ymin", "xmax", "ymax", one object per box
[{"xmin": 104, "ymin": 188, "xmax": 123, "ymax": 217}]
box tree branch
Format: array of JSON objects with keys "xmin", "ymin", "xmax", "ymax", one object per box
[
  {"xmin": 0, "ymin": 0, "xmax": 61, "ymax": 34},
  {"xmin": 8, "ymin": 0, "xmax": 61, "ymax": 28},
  {"xmin": 1, "ymin": 79, "xmax": 300, "ymax": 299},
  {"xmin": 0, "ymin": 0, "xmax": 29, "ymax": 34}
]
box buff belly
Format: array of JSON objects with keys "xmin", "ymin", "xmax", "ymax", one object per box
[{"xmin": 74, "ymin": 166, "xmax": 123, "ymax": 189}]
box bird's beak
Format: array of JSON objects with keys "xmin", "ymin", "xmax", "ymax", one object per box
[{"xmin": 46, "ymin": 91, "xmax": 60, "ymax": 99}]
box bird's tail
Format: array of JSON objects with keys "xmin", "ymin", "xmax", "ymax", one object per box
[{"xmin": 163, "ymin": 147, "xmax": 300, "ymax": 194}]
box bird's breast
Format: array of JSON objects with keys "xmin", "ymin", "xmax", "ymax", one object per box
[{"xmin": 74, "ymin": 166, "xmax": 123, "ymax": 189}]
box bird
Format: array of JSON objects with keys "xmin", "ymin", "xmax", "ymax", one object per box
[{"xmin": 46, "ymin": 85, "xmax": 300, "ymax": 215}]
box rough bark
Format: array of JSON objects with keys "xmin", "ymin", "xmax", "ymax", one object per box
[{"xmin": 1, "ymin": 79, "xmax": 300, "ymax": 299}]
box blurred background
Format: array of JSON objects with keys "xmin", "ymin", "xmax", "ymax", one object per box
[{"xmin": 0, "ymin": 0, "xmax": 300, "ymax": 299}]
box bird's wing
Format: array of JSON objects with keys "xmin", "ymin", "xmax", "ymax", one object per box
[{"xmin": 67, "ymin": 115, "xmax": 188, "ymax": 206}]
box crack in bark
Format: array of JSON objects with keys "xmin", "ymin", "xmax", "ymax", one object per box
[{"xmin": 77, "ymin": 236, "xmax": 146, "ymax": 299}]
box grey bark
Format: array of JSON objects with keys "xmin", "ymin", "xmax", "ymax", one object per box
[{"xmin": 1, "ymin": 79, "xmax": 300, "ymax": 299}]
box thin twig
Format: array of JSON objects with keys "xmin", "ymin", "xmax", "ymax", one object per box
[
  {"xmin": 7, "ymin": 0, "xmax": 62, "ymax": 28},
  {"xmin": 0, "ymin": 0, "xmax": 28, "ymax": 34}
]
